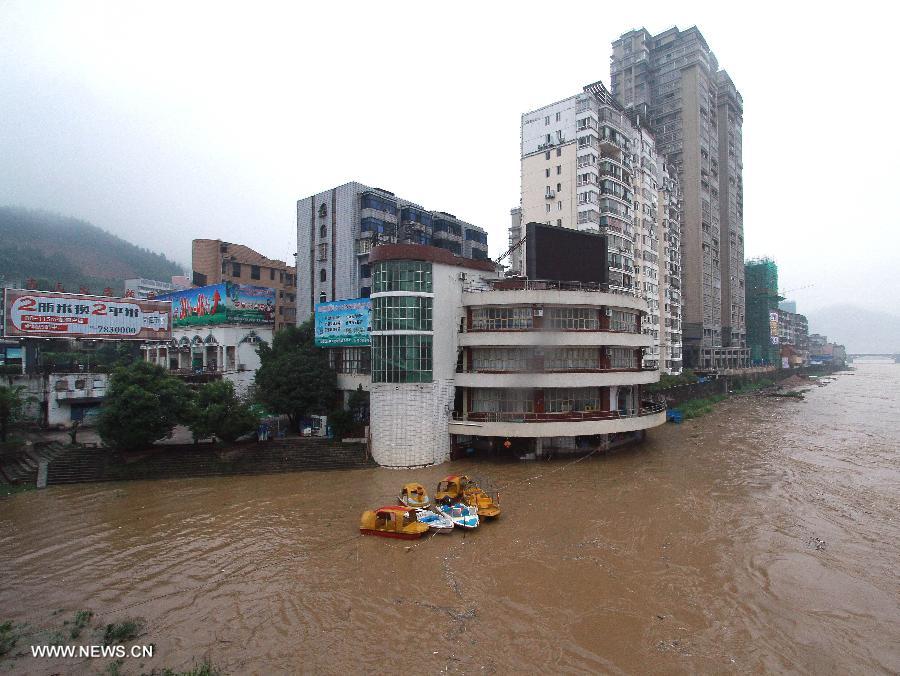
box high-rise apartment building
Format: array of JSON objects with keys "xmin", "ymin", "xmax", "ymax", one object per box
[
  {"xmin": 514, "ymin": 81, "xmax": 683, "ymax": 374},
  {"xmin": 296, "ymin": 182, "xmax": 489, "ymax": 322},
  {"xmin": 611, "ymin": 26, "xmax": 746, "ymax": 369}
]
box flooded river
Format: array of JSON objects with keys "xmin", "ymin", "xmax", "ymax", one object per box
[{"xmin": 1, "ymin": 363, "xmax": 898, "ymax": 674}]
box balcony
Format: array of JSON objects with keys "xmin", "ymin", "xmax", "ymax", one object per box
[
  {"xmin": 449, "ymin": 402, "xmax": 667, "ymax": 438},
  {"xmin": 455, "ymin": 369, "xmax": 659, "ymax": 388}
]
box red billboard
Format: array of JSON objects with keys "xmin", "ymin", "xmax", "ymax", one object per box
[{"xmin": 3, "ymin": 289, "xmax": 172, "ymax": 341}]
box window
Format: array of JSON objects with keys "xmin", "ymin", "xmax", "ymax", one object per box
[
  {"xmin": 269, "ymin": 268, "xmax": 275, "ymax": 281},
  {"xmin": 547, "ymin": 307, "xmax": 598, "ymax": 330},
  {"xmin": 545, "ymin": 168, "xmax": 550, "ymax": 178},
  {"xmin": 320, "ymin": 269, "xmax": 327, "ymax": 283},
  {"xmin": 545, "ymin": 115, "xmax": 550, "ymax": 125},
  {"xmin": 317, "ymin": 243, "xmax": 328, "ymax": 262},
  {"xmin": 361, "ymin": 194, "xmax": 398, "ymax": 215},
  {"xmin": 609, "ymin": 347, "xmax": 638, "ymax": 369},
  {"xmin": 555, "ymin": 112, "xmax": 561, "ymax": 122},
  {"xmin": 360, "ymin": 263, "xmax": 371, "ymax": 278},
  {"xmin": 545, "ymin": 387, "xmax": 599, "ymax": 413},
  {"xmin": 471, "ymin": 389, "xmax": 534, "ymax": 415},
  {"xmin": 545, "ymin": 348, "xmax": 597, "ymax": 370},
  {"xmin": 556, "ymin": 148, "xmax": 562, "ymax": 157},
  {"xmin": 546, "ymin": 204, "xmax": 551, "ymax": 213},
  {"xmin": 556, "ymin": 165, "xmax": 561, "ymax": 175},
  {"xmin": 373, "ymin": 296, "xmax": 433, "ymax": 331},
  {"xmin": 545, "ymin": 151, "xmax": 551, "ymax": 160},
  {"xmin": 330, "ymin": 347, "xmax": 371, "ymax": 375},
  {"xmin": 545, "ymin": 133, "xmax": 551, "ymax": 144},
  {"xmin": 319, "ymin": 291, "xmax": 327, "ymax": 302},
  {"xmin": 470, "ymin": 307, "xmax": 532, "ymax": 330},
  {"xmin": 610, "ymin": 310, "xmax": 637, "ymax": 332},
  {"xmin": 557, "ymin": 201, "xmax": 562, "ymax": 211},
  {"xmin": 320, "ymin": 224, "xmax": 327, "ymax": 239},
  {"xmin": 556, "ymin": 219, "xmax": 562, "ymax": 227},
  {"xmin": 251, "ymin": 265, "xmax": 261, "ymax": 280},
  {"xmin": 556, "ymin": 183, "xmax": 561, "ymax": 192},
  {"xmin": 471, "ymin": 348, "xmax": 529, "ymax": 372},
  {"xmin": 373, "ymin": 261, "xmax": 432, "ymax": 293},
  {"xmin": 464, "ymin": 229, "xmax": 488, "ymax": 244},
  {"xmin": 231, "ymin": 262, "xmax": 241, "ymax": 277},
  {"xmin": 372, "ymin": 335, "xmax": 432, "ymax": 383}
]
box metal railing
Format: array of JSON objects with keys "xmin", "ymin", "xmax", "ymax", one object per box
[
  {"xmin": 451, "ymin": 402, "xmax": 665, "ymax": 424},
  {"xmin": 469, "ymin": 278, "xmax": 639, "ymax": 297}
]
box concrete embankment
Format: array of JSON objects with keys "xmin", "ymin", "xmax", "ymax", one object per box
[{"xmin": 40, "ymin": 437, "xmax": 373, "ymax": 486}]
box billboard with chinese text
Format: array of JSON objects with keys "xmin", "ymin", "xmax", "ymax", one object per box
[
  {"xmin": 315, "ymin": 298, "xmax": 371, "ymax": 346},
  {"xmin": 3, "ymin": 289, "xmax": 172, "ymax": 340},
  {"xmin": 156, "ymin": 282, "xmax": 275, "ymax": 327}
]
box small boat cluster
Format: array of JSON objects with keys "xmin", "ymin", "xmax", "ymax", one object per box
[{"xmin": 359, "ymin": 476, "xmax": 501, "ymax": 540}]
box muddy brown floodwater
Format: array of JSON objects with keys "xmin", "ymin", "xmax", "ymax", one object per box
[{"xmin": 1, "ymin": 363, "xmax": 898, "ymax": 675}]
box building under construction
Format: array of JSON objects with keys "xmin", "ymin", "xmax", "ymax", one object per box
[{"xmin": 745, "ymin": 258, "xmax": 782, "ymax": 365}]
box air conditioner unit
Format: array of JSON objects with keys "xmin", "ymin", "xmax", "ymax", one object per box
[
  {"xmin": 533, "ymin": 307, "xmax": 544, "ymax": 317},
  {"xmin": 604, "ymin": 308, "xmax": 613, "ymax": 316},
  {"xmin": 458, "ymin": 272, "xmax": 467, "ymax": 281}
]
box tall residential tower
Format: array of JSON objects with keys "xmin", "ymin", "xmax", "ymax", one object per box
[
  {"xmin": 514, "ymin": 81, "xmax": 683, "ymax": 374},
  {"xmin": 611, "ymin": 26, "xmax": 746, "ymax": 369}
]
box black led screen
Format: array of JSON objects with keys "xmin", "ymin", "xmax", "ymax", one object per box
[{"xmin": 524, "ymin": 222, "xmax": 608, "ymax": 285}]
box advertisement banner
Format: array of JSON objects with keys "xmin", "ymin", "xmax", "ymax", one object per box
[
  {"xmin": 157, "ymin": 283, "xmax": 275, "ymax": 327},
  {"xmin": 3, "ymin": 289, "xmax": 171, "ymax": 340},
  {"xmin": 315, "ymin": 298, "xmax": 371, "ymax": 346}
]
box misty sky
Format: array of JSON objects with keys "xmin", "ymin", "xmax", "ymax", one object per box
[{"xmin": 1, "ymin": 1, "xmax": 898, "ymax": 316}]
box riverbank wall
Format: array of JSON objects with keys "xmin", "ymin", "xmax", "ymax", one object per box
[{"xmin": 654, "ymin": 365, "xmax": 839, "ymax": 408}]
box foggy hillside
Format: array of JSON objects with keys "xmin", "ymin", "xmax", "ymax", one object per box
[{"xmin": 0, "ymin": 206, "xmax": 185, "ymax": 295}]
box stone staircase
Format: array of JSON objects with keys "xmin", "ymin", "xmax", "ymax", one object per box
[
  {"xmin": 44, "ymin": 437, "xmax": 374, "ymax": 485},
  {"xmin": 0, "ymin": 443, "xmax": 70, "ymax": 485}
]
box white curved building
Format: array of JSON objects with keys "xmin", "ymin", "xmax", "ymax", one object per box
[{"xmin": 365, "ymin": 245, "xmax": 665, "ymax": 467}]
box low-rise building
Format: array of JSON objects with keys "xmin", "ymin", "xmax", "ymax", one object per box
[
  {"xmin": 124, "ymin": 277, "xmax": 187, "ymax": 299},
  {"xmin": 192, "ymin": 239, "xmax": 297, "ymax": 331},
  {"xmin": 323, "ymin": 244, "xmax": 665, "ymax": 468},
  {"xmin": 145, "ymin": 282, "xmax": 275, "ymax": 395}
]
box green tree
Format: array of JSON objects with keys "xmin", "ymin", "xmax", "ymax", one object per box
[
  {"xmin": 189, "ymin": 380, "xmax": 259, "ymax": 443},
  {"xmin": 97, "ymin": 362, "xmax": 193, "ymax": 451},
  {"xmin": 254, "ymin": 321, "xmax": 336, "ymax": 427},
  {"xmin": 0, "ymin": 385, "xmax": 28, "ymax": 442}
]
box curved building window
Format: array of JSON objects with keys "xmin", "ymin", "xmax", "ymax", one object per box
[
  {"xmin": 372, "ymin": 334, "xmax": 432, "ymax": 383},
  {"xmin": 320, "ymin": 224, "xmax": 327, "ymax": 239},
  {"xmin": 373, "ymin": 296, "xmax": 432, "ymax": 331},
  {"xmin": 470, "ymin": 306, "xmax": 532, "ymax": 330},
  {"xmin": 372, "ymin": 261, "xmax": 432, "ymax": 293},
  {"xmin": 547, "ymin": 307, "xmax": 599, "ymax": 330},
  {"xmin": 320, "ymin": 269, "xmax": 327, "ymax": 283}
]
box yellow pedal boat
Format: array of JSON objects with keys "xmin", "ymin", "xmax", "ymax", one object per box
[
  {"xmin": 360, "ymin": 506, "xmax": 430, "ymax": 540},
  {"xmin": 435, "ymin": 475, "xmax": 501, "ymax": 518}
]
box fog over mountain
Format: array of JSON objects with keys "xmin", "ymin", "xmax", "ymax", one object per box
[{"xmin": 806, "ymin": 305, "xmax": 900, "ymax": 354}]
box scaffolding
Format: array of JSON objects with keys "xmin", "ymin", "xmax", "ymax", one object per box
[{"xmin": 745, "ymin": 257, "xmax": 782, "ymax": 365}]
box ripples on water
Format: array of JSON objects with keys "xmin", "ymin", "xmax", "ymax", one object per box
[{"xmin": 1, "ymin": 363, "xmax": 898, "ymax": 674}]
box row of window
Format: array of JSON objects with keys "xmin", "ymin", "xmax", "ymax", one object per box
[
  {"xmin": 470, "ymin": 307, "xmax": 638, "ymax": 332},
  {"xmin": 373, "ymin": 261, "xmax": 432, "ymax": 293},
  {"xmin": 470, "ymin": 388, "xmax": 602, "ymax": 414},
  {"xmin": 327, "ymin": 347, "xmax": 371, "ymax": 374},
  {"xmin": 470, "ymin": 347, "xmax": 608, "ymax": 371},
  {"xmin": 221, "ymin": 262, "xmax": 294, "ymax": 286},
  {"xmin": 361, "ymin": 217, "xmax": 397, "ymax": 236},
  {"xmin": 373, "ymin": 296, "xmax": 433, "ymax": 331},
  {"xmin": 371, "ymin": 334, "xmax": 432, "ymax": 383}
]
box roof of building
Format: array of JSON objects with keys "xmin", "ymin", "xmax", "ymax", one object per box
[
  {"xmin": 194, "ymin": 239, "xmax": 295, "ymax": 273},
  {"xmin": 368, "ymin": 244, "xmax": 497, "ymax": 272}
]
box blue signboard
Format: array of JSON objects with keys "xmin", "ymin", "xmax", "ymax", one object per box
[{"xmin": 315, "ymin": 298, "xmax": 371, "ymax": 346}]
